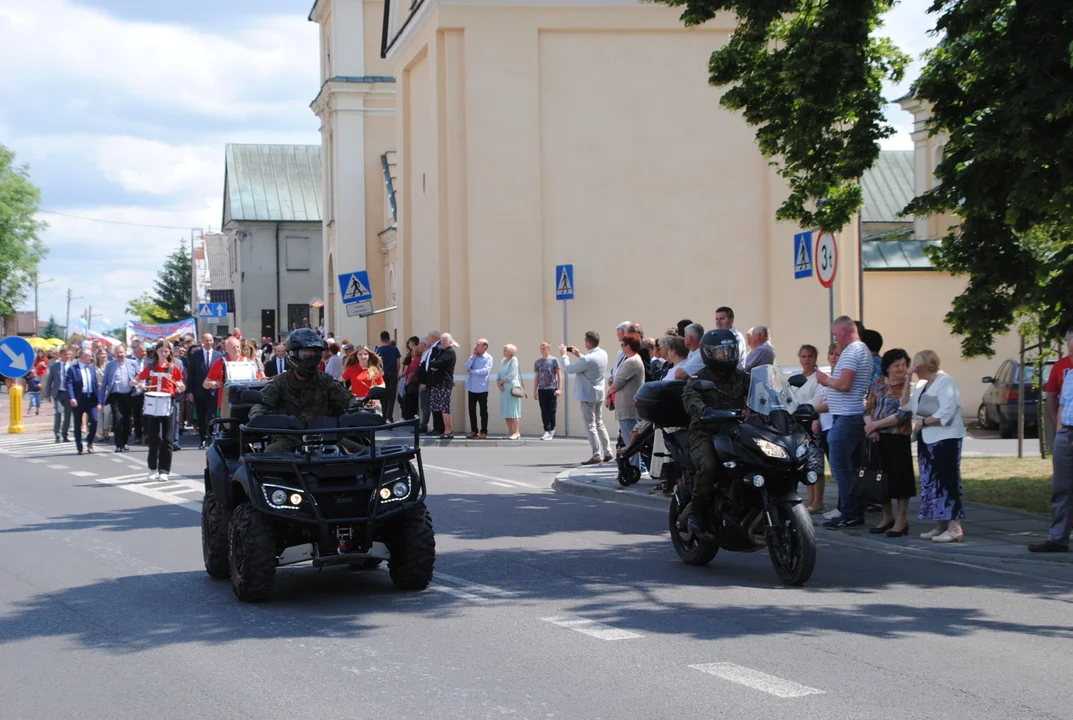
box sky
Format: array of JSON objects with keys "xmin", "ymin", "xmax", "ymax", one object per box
[{"xmin": 0, "ymin": 0, "xmax": 936, "ymax": 334}]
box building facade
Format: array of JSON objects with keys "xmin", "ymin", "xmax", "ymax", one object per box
[{"xmin": 221, "ymin": 144, "xmax": 325, "ymax": 340}]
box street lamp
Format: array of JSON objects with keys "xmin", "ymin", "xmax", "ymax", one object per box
[{"xmin": 34, "ymin": 273, "xmax": 54, "ymax": 337}]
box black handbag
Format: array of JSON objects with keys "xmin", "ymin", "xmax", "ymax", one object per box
[{"xmin": 851, "ymin": 440, "xmax": 888, "ymax": 504}]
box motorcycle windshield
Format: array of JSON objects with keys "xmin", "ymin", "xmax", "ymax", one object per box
[{"xmin": 747, "ymin": 365, "xmax": 798, "ymax": 416}]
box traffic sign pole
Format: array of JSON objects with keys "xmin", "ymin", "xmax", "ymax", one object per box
[{"xmin": 563, "ymin": 298, "xmax": 569, "ymax": 438}]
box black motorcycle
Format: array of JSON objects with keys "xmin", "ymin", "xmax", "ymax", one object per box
[{"xmin": 634, "ymin": 366, "xmax": 820, "ymax": 585}]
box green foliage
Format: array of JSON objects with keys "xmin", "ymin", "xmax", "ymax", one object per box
[
  {"xmin": 110, "ymin": 327, "xmax": 127, "ymax": 343},
  {"xmin": 0, "ymin": 144, "xmax": 48, "ymax": 320},
  {"xmin": 42, "ymin": 315, "xmax": 61, "ymax": 340},
  {"xmin": 125, "ymin": 291, "xmax": 169, "ymax": 324},
  {"xmin": 908, "ymin": 1, "xmax": 1073, "ymax": 356},
  {"xmin": 648, "ymin": 0, "xmax": 909, "ymax": 232},
  {"xmin": 152, "ymin": 242, "xmax": 191, "ymax": 321}
]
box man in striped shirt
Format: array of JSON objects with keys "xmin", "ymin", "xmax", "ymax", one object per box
[{"xmin": 815, "ymin": 316, "xmax": 874, "ymax": 528}]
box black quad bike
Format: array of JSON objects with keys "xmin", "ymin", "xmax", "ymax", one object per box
[
  {"xmin": 634, "ymin": 365, "xmax": 820, "ymax": 586},
  {"xmin": 200, "ymin": 384, "xmax": 435, "ymax": 602}
]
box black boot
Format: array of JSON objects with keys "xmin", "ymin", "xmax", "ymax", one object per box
[{"xmin": 688, "ymin": 498, "xmax": 717, "ymax": 543}]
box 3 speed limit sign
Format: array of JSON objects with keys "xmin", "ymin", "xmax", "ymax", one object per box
[{"xmin": 815, "ymin": 232, "xmax": 838, "ymax": 288}]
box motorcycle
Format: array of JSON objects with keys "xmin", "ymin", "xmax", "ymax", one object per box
[{"xmin": 634, "ymin": 365, "xmax": 820, "ymax": 585}]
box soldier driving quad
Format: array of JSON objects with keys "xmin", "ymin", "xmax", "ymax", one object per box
[{"xmin": 199, "ymin": 329, "xmax": 435, "ymax": 602}]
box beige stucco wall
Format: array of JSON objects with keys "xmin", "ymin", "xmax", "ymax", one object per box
[
  {"xmin": 864, "ymin": 270, "xmax": 1020, "ymax": 417},
  {"xmin": 389, "ymin": 1, "xmax": 862, "ymax": 436}
]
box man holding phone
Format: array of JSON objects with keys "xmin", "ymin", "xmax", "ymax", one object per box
[{"xmin": 463, "ymin": 339, "xmax": 493, "ymax": 438}]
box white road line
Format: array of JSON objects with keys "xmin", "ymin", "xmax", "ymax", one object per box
[
  {"xmin": 689, "ymin": 663, "xmax": 824, "ymax": 698},
  {"xmin": 488, "ymin": 481, "xmax": 517, "ymax": 488},
  {"xmin": 26, "ymin": 459, "xmax": 45, "ymax": 464},
  {"xmin": 69, "ymin": 470, "xmax": 97, "ymax": 477},
  {"xmin": 46, "ymin": 464, "xmax": 69, "ymax": 470},
  {"xmin": 94, "ymin": 474, "xmax": 202, "ymax": 512},
  {"xmin": 542, "ymin": 616, "xmax": 642, "ymax": 641},
  {"xmin": 425, "ymin": 464, "xmax": 540, "ymax": 489},
  {"xmin": 435, "ymin": 572, "xmax": 517, "ymax": 598}
]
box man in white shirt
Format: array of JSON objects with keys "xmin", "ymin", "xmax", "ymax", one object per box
[
  {"xmin": 561, "ymin": 331, "xmax": 612, "ymax": 464},
  {"xmin": 673, "ymin": 323, "xmax": 706, "ymax": 380},
  {"xmin": 715, "ymin": 306, "xmax": 748, "ymax": 370},
  {"xmin": 265, "ymin": 344, "xmax": 288, "ymax": 377},
  {"xmin": 815, "ymin": 316, "xmax": 874, "ymax": 528},
  {"xmin": 744, "ymin": 325, "xmax": 776, "ymax": 370}
]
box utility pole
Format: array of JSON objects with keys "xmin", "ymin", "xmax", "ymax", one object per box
[
  {"xmin": 82, "ymin": 305, "xmax": 103, "ymax": 332},
  {"xmin": 34, "ymin": 272, "xmax": 54, "ymax": 337},
  {"xmin": 65, "ymin": 289, "xmax": 83, "ymax": 341}
]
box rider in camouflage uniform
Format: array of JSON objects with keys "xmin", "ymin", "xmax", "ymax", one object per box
[
  {"xmin": 681, "ymin": 329, "xmax": 749, "ymax": 540},
  {"xmin": 250, "ymin": 329, "xmax": 363, "ymax": 453}
]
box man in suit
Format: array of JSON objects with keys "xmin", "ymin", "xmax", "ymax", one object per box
[
  {"xmin": 100, "ymin": 344, "xmax": 140, "ymax": 452},
  {"xmin": 264, "ymin": 343, "xmax": 288, "ymax": 378},
  {"xmin": 46, "ymin": 348, "xmax": 74, "ymax": 443},
  {"xmin": 66, "ymin": 348, "xmax": 101, "ymax": 455},
  {"xmin": 186, "ymin": 332, "xmax": 221, "ymax": 449},
  {"xmin": 130, "ymin": 342, "xmax": 150, "ymax": 443},
  {"xmin": 560, "ymin": 331, "xmax": 612, "ymax": 465}
]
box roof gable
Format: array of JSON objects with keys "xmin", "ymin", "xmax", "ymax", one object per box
[
  {"xmin": 861, "ymin": 150, "xmax": 914, "ymax": 224},
  {"xmin": 223, "ymin": 144, "xmax": 323, "ymax": 224}
]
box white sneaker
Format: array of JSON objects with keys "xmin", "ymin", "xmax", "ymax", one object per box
[
  {"xmin": 147, "ymin": 471, "xmax": 159, "ymax": 481},
  {"xmin": 931, "ymin": 530, "xmax": 963, "ymax": 543},
  {"xmin": 823, "ymin": 509, "xmax": 842, "ymax": 520},
  {"xmin": 541, "ymin": 432, "xmax": 550, "ymax": 440},
  {"xmin": 547, "ymin": 431, "xmax": 555, "ymax": 440},
  {"xmin": 158, "ymin": 473, "xmax": 169, "ymax": 482}
]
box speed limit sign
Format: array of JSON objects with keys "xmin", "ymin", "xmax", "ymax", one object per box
[{"xmin": 815, "ymin": 232, "xmax": 838, "ymax": 288}]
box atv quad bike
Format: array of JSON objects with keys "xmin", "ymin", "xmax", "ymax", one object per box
[{"xmin": 201, "ymin": 383, "xmax": 435, "ymax": 602}]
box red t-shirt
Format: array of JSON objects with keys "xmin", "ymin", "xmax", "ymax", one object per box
[
  {"xmin": 1045, "ymin": 356, "xmax": 1073, "ymax": 396},
  {"xmin": 206, "ymin": 357, "xmax": 230, "ymax": 408},
  {"xmin": 136, "ymin": 362, "xmax": 184, "ymax": 396},
  {"xmin": 342, "ymin": 365, "xmax": 384, "ymax": 398}
]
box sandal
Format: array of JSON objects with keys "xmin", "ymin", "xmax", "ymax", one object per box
[{"xmin": 439, "ymin": 433, "xmax": 454, "ymax": 440}]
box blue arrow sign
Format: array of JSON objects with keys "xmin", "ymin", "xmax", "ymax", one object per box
[
  {"xmin": 0, "ymin": 336, "xmax": 34, "ymax": 380},
  {"xmin": 794, "ymin": 231, "xmax": 813, "ymax": 279},
  {"xmin": 197, "ymin": 302, "xmax": 228, "ymax": 318},
  {"xmin": 338, "ymin": 270, "xmax": 372, "ymax": 304},
  {"xmin": 555, "ymin": 264, "xmax": 574, "ymax": 300}
]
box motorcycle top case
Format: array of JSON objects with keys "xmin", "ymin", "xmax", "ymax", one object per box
[{"xmin": 634, "ymin": 380, "xmax": 691, "ymax": 428}]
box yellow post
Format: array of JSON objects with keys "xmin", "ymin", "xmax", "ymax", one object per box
[{"xmin": 8, "ymin": 383, "xmax": 25, "ymax": 434}]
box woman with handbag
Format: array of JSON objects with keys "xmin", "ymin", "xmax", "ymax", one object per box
[
  {"xmin": 429, "ymin": 333, "xmax": 459, "ymax": 439},
  {"xmin": 607, "ymin": 334, "xmax": 646, "ymax": 474},
  {"xmin": 497, "ymin": 344, "xmax": 525, "ymax": 440},
  {"xmin": 901, "ymin": 349, "xmax": 967, "ymax": 543},
  {"xmin": 863, "ymin": 348, "xmax": 916, "ymax": 537}
]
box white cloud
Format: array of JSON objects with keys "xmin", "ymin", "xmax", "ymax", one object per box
[{"xmin": 96, "ymin": 137, "xmax": 221, "ymax": 196}]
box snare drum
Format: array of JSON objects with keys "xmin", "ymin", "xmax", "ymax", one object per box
[{"xmin": 143, "ymin": 391, "xmax": 172, "ymax": 417}]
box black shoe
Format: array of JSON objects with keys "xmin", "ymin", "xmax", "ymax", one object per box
[
  {"xmin": 823, "ymin": 515, "xmax": 864, "ymax": 529},
  {"xmin": 886, "ymin": 524, "xmax": 910, "ymax": 537},
  {"xmin": 172, "ymin": 444, "xmax": 182, "ymax": 451},
  {"xmin": 114, "ymin": 447, "xmax": 122, "ymax": 453},
  {"xmin": 688, "ymin": 502, "xmax": 717, "ymax": 542},
  {"xmin": 869, "ymin": 520, "xmax": 896, "ymax": 534},
  {"xmin": 1028, "ymin": 540, "xmax": 1069, "ymax": 553},
  {"xmin": 76, "ymin": 448, "xmax": 83, "ymax": 455},
  {"xmin": 55, "ymin": 437, "xmax": 61, "ymax": 444},
  {"xmin": 63, "ymin": 437, "xmax": 70, "ymax": 443}
]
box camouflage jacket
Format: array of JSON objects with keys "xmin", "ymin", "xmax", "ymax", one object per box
[
  {"xmin": 681, "ymin": 366, "xmax": 749, "ymax": 426},
  {"xmin": 249, "ymin": 370, "xmax": 359, "ymax": 424}
]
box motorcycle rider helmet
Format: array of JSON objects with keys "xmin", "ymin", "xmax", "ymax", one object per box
[
  {"xmin": 699, "ymin": 328, "xmax": 739, "ymax": 372},
  {"xmin": 285, "ymin": 328, "xmax": 324, "ymax": 376}
]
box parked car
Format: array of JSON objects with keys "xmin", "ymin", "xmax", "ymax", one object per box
[{"xmin": 978, "ymin": 358, "xmax": 1055, "ymax": 438}]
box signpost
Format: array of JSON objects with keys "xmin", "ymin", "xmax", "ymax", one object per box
[
  {"xmin": 1, "ymin": 336, "xmax": 34, "ymax": 434},
  {"xmin": 793, "ymin": 231, "xmax": 813, "ymax": 279},
  {"xmin": 197, "ymin": 302, "xmax": 228, "ymax": 319},
  {"xmin": 815, "ymin": 232, "xmax": 838, "ymax": 335},
  {"xmin": 555, "ymin": 264, "xmax": 574, "ymax": 437},
  {"xmin": 338, "ymin": 270, "xmax": 374, "ymax": 320}
]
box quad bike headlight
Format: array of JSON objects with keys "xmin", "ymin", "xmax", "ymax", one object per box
[
  {"xmin": 756, "ymin": 439, "xmax": 788, "ymax": 459},
  {"xmin": 379, "ymin": 487, "xmax": 393, "ymax": 500},
  {"xmin": 289, "ymin": 493, "xmax": 303, "ymax": 506},
  {"xmin": 392, "ymin": 482, "xmax": 408, "ymax": 498},
  {"xmin": 262, "ymin": 485, "xmax": 304, "ymax": 510},
  {"xmin": 270, "ymin": 490, "xmax": 287, "ymax": 506}
]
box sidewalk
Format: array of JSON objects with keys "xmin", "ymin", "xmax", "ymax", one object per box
[{"xmin": 553, "ymin": 464, "xmax": 1073, "ymax": 565}]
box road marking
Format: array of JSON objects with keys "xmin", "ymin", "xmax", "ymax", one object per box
[
  {"xmin": 430, "ymin": 585, "xmax": 484, "ymax": 602},
  {"xmin": 425, "ymin": 464, "xmax": 540, "ymax": 489},
  {"xmin": 542, "ymin": 616, "xmax": 642, "ymax": 641},
  {"xmin": 26, "ymin": 459, "xmax": 45, "ymax": 464},
  {"xmin": 46, "ymin": 464, "xmax": 69, "ymax": 470},
  {"xmin": 689, "ymin": 663, "xmax": 824, "ymax": 698},
  {"xmin": 488, "ymin": 481, "xmax": 516, "ymax": 488},
  {"xmin": 69, "ymin": 470, "xmax": 97, "ymax": 477},
  {"xmin": 435, "ymin": 572, "xmax": 517, "ymax": 598},
  {"xmin": 93, "ymin": 473, "xmax": 202, "ymax": 512}
]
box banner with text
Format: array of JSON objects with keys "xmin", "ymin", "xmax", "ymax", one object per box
[{"xmin": 126, "ymin": 318, "xmax": 198, "ymax": 343}]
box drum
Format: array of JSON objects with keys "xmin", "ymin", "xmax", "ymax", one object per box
[{"xmin": 144, "ymin": 391, "xmax": 172, "ymax": 417}]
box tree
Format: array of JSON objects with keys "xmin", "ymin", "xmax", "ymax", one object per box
[
  {"xmin": 152, "ymin": 242, "xmax": 191, "ymax": 321},
  {"xmin": 110, "ymin": 326, "xmax": 127, "ymax": 343},
  {"xmin": 125, "ymin": 291, "xmax": 169, "ymax": 324},
  {"xmin": 905, "ymin": 1, "xmax": 1073, "ymax": 357},
  {"xmin": 649, "ymin": 0, "xmax": 909, "ymax": 233},
  {"xmin": 0, "ymin": 144, "xmax": 48, "ymax": 321},
  {"xmin": 42, "ymin": 315, "xmax": 61, "ymax": 340}
]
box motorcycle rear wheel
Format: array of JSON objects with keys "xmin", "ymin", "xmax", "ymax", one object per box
[
  {"xmin": 767, "ymin": 502, "xmax": 816, "ymax": 586},
  {"xmin": 668, "ymin": 495, "xmax": 718, "ymax": 566}
]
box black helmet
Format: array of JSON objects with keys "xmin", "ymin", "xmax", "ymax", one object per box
[
  {"xmin": 700, "ymin": 329, "xmax": 739, "ymax": 372},
  {"xmin": 285, "ymin": 328, "xmax": 324, "ymax": 376}
]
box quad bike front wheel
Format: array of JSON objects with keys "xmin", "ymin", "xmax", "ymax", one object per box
[
  {"xmin": 388, "ymin": 502, "xmax": 436, "ymax": 590},
  {"xmin": 201, "ymin": 489, "xmax": 229, "ymax": 578},
  {"xmin": 228, "ymin": 503, "xmax": 277, "ymax": 602}
]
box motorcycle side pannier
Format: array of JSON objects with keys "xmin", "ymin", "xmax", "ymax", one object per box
[{"xmin": 634, "ymin": 380, "xmax": 691, "ymax": 428}]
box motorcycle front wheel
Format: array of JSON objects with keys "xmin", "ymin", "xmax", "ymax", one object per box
[
  {"xmin": 668, "ymin": 495, "xmax": 718, "ymax": 566},
  {"xmin": 767, "ymin": 501, "xmax": 816, "ymax": 586}
]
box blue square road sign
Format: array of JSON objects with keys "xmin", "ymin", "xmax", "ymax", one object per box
[{"xmin": 555, "ymin": 264, "xmax": 574, "ymax": 300}]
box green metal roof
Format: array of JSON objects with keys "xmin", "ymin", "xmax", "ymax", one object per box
[
  {"xmin": 861, "ymin": 150, "xmax": 914, "ymax": 223},
  {"xmin": 224, "ymin": 144, "xmax": 322, "ymax": 224},
  {"xmin": 862, "ymin": 239, "xmax": 940, "ymax": 270}
]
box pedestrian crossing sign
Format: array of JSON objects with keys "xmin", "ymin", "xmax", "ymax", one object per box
[
  {"xmin": 197, "ymin": 302, "xmax": 228, "ymax": 318},
  {"xmin": 794, "ymin": 231, "xmax": 813, "ymax": 279},
  {"xmin": 338, "ymin": 270, "xmax": 373, "ymax": 304},
  {"xmin": 555, "ymin": 264, "xmax": 574, "ymax": 300}
]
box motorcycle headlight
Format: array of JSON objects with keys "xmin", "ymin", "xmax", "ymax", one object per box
[{"xmin": 756, "ymin": 439, "xmax": 788, "ymax": 459}]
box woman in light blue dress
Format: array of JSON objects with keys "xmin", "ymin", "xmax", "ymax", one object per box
[{"xmin": 496, "ymin": 344, "xmax": 524, "ymax": 439}]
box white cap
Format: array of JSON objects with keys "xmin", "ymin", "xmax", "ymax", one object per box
[{"xmin": 616, "ymin": 321, "xmax": 630, "ymax": 331}]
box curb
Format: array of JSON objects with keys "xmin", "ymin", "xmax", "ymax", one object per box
[
  {"xmin": 388, "ymin": 434, "xmax": 588, "ymax": 449},
  {"xmin": 552, "ymin": 469, "xmax": 669, "ymax": 511}
]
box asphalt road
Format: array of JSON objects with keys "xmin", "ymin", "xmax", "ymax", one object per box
[{"xmin": 1, "ymin": 433, "xmax": 1071, "ymax": 719}]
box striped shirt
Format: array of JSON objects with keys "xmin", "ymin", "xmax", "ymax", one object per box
[{"xmin": 827, "ymin": 341, "xmax": 872, "ymax": 416}]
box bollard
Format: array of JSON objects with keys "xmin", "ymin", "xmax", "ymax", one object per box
[{"xmin": 8, "ymin": 383, "xmax": 25, "ymax": 434}]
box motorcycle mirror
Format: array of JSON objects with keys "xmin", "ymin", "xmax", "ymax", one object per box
[{"xmin": 787, "ymin": 374, "xmax": 807, "ymax": 388}]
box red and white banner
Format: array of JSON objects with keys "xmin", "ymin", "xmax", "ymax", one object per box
[{"xmin": 125, "ymin": 318, "xmax": 197, "ymax": 343}]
